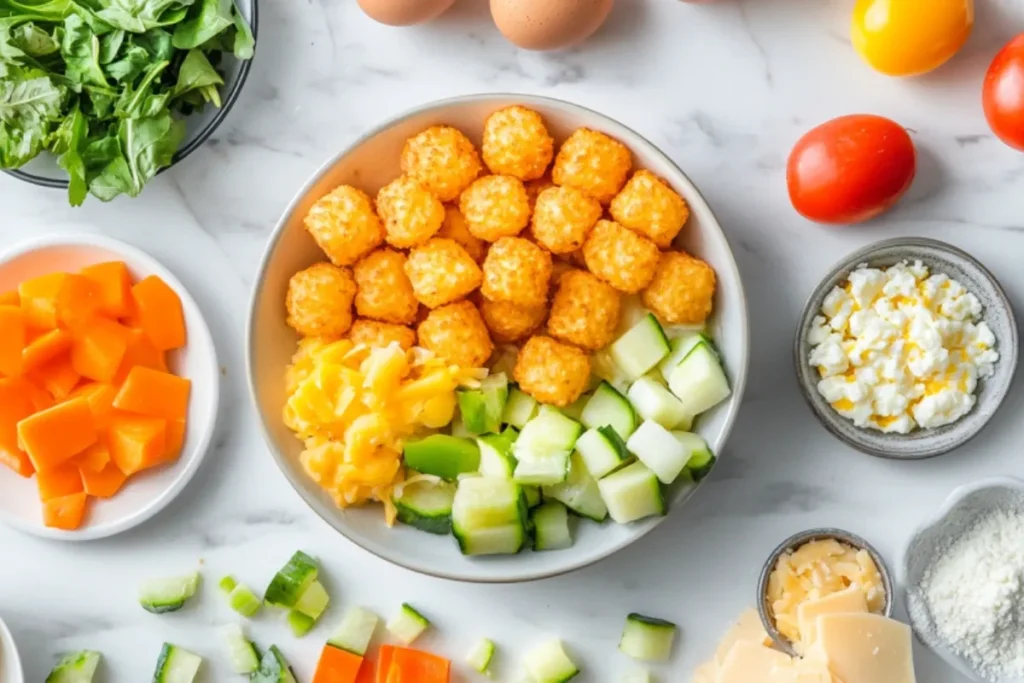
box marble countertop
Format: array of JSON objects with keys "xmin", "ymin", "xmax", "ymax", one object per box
[{"xmin": 2, "ymin": 0, "xmax": 1022, "ymax": 680}]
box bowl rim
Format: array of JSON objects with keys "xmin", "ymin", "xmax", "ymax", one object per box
[
  {"xmin": 246, "ymin": 92, "xmax": 751, "ymax": 583},
  {"xmin": 0, "ymin": 615, "xmax": 24, "ymax": 683},
  {"xmin": 0, "ymin": 232, "xmax": 220, "ymax": 541},
  {"xmin": 793, "ymin": 236, "xmax": 1019, "ymax": 460},
  {"xmin": 2, "ymin": 0, "xmax": 260, "ymax": 191}
]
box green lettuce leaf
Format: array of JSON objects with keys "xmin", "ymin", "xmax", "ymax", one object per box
[
  {"xmin": 96, "ymin": 0, "xmax": 188, "ymax": 33},
  {"xmin": 88, "ymin": 110, "xmax": 183, "ymax": 200},
  {"xmin": 0, "ymin": 67, "xmax": 64, "ymax": 166},
  {"xmin": 61, "ymin": 13, "xmax": 108, "ymax": 86},
  {"xmin": 171, "ymin": 0, "xmax": 229, "ymax": 50}
]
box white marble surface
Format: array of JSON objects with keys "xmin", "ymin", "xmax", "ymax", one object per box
[{"xmin": 2, "ymin": 0, "xmax": 1023, "ymax": 680}]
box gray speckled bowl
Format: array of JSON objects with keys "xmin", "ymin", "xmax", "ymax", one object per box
[{"xmin": 795, "ymin": 237, "xmax": 1018, "ymax": 459}]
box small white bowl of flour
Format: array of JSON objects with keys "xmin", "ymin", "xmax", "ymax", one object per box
[{"xmin": 904, "ymin": 476, "xmax": 1024, "ymax": 682}]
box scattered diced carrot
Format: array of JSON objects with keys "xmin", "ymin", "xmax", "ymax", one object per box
[
  {"xmin": 18, "ymin": 272, "xmax": 67, "ymax": 330},
  {"xmin": 56, "ymin": 273, "xmax": 103, "ymax": 332},
  {"xmin": 387, "ymin": 648, "xmax": 450, "ymax": 683},
  {"xmin": 0, "ymin": 378, "xmax": 36, "ymax": 477},
  {"xmin": 67, "ymin": 383, "xmax": 119, "ymax": 430},
  {"xmin": 355, "ymin": 657, "xmax": 376, "ymax": 683},
  {"xmin": 313, "ymin": 645, "xmax": 365, "ymax": 683},
  {"xmin": 80, "ymin": 261, "xmax": 132, "ymax": 318},
  {"xmin": 81, "ymin": 462, "xmax": 127, "ymax": 498},
  {"xmin": 29, "ymin": 355, "xmax": 81, "ymax": 399},
  {"xmin": 113, "ymin": 366, "xmax": 191, "ymax": 421},
  {"xmin": 0, "ymin": 449, "xmax": 33, "ymax": 477},
  {"xmin": 114, "ymin": 328, "xmax": 167, "ymax": 384},
  {"xmin": 42, "ymin": 491, "xmax": 88, "ymax": 530},
  {"xmin": 0, "ymin": 290, "xmax": 18, "ymax": 306},
  {"xmin": 75, "ymin": 438, "xmax": 111, "ymax": 473},
  {"xmin": 376, "ymin": 646, "xmax": 397, "ymax": 683},
  {"xmin": 71, "ymin": 317, "xmax": 130, "ymax": 383},
  {"xmin": 36, "ymin": 463, "xmax": 84, "ymax": 500},
  {"xmin": 108, "ymin": 415, "xmax": 167, "ymax": 475},
  {"xmin": 22, "ymin": 328, "xmax": 73, "ymax": 373},
  {"xmin": 0, "ymin": 305, "xmax": 25, "ymax": 377},
  {"xmin": 17, "ymin": 397, "xmax": 97, "ymax": 472},
  {"xmin": 131, "ymin": 275, "xmax": 186, "ymax": 351},
  {"xmin": 163, "ymin": 419, "xmax": 186, "ymax": 464},
  {"xmin": 23, "ymin": 378, "xmax": 54, "ymax": 412}
]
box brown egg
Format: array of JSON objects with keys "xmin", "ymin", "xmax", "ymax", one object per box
[
  {"xmin": 357, "ymin": 0, "xmax": 455, "ymax": 26},
  {"xmin": 490, "ymin": 0, "xmax": 615, "ymax": 51}
]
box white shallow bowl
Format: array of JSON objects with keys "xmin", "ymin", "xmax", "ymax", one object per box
[
  {"xmin": 0, "ymin": 616, "xmax": 24, "ymax": 683},
  {"xmin": 0, "ymin": 234, "xmax": 219, "ymax": 541},
  {"xmin": 248, "ymin": 94, "xmax": 750, "ymax": 582},
  {"xmin": 902, "ymin": 476, "xmax": 1024, "ymax": 682}
]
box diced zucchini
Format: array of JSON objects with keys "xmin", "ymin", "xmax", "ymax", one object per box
[
  {"xmin": 404, "ymin": 435, "xmax": 481, "ymax": 480},
  {"xmin": 458, "ymin": 373, "xmax": 509, "ymax": 434},
  {"xmin": 591, "ymin": 348, "xmax": 632, "ymax": 392},
  {"xmin": 45, "ymin": 650, "xmax": 101, "ymax": 683},
  {"xmin": 610, "ymin": 314, "xmax": 670, "ymax": 381},
  {"xmin": 627, "ymin": 377, "xmax": 690, "ymax": 430},
  {"xmin": 530, "ymin": 501, "xmax": 573, "ymax": 551},
  {"xmin": 672, "ymin": 431, "xmax": 716, "ymax": 480},
  {"xmin": 503, "ymin": 387, "xmax": 539, "ymax": 428},
  {"xmin": 152, "ymin": 644, "xmax": 202, "ymax": 683},
  {"xmin": 227, "ymin": 583, "xmax": 263, "ymax": 617},
  {"xmin": 574, "ymin": 425, "xmax": 629, "ymax": 479},
  {"xmin": 294, "ymin": 579, "xmax": 330, "ymax": 620},
  {"xmin": 543, "ymin": 452, "xmax": 608, "ymax": 522},
  {"xmin": 513, "ymin": 409, "xmax": 582, "ymax": 485},
  {"xmin": 580, "ymin": 381, "xmax": 637, "ymax": 440},
  {"xmin": 328, "ymin": 606, "xmax": 379, "ymax": 656},
  {"xmin": 523, "ymin": 485, "xmax": 542, "ymax": 508},
  {"xmin": 455, "ymin": 522, "xmax": 527, "ymax": 555},
  {"xmin": 657, "ymin": 332, "xmax": 710, "ymax": 382},
  {"xmin": 477, "ymin": 428, "xmax": 519, "ymax": 478},
  {"xmin": 287, "ymin": 610, "xmax": 316, "ymax": 637},
  {"xmin": 395, "ymin": 479, "xmax": 456, "ymax": 535},
  {"xmin": 139, "ymin": 571, "xmax": 200, "ymax": 614},
  {"xmin": 466, "ymin": 638, "xmax": 496, "ymax": 674},
  {"xmin": 619, "ymin": 613, "xmax": 678, "ymax": 662},
  {"xmin": 597, "ymin": 462, "xmax": 665, "ymax": 524},
  {"xmin": 626, "ymin": 420, "xmax": 690, "ymax": 485},
  {"xmin": 452, "ymin": 476, "xmax": 527, "ymax": 529},
  {"xmin": 513, "ymin": 450, "xmax": 570, "ymax": 486},
  {"xmin": 667, "ymin": 342, "xmax": 730, "ymax": 417},
  {"xmin": 221, "ymin": 623, "xmax": 260, "ymax": 675},
  {"xmin": 523, "ymin": 640, "xmax": 580, "ymax": 683},
  {"xmin": 558, "ymin": 392, "xmax": 591, "ymax": 421},
  {"xmin": 264, "ymin": 551, "xmax": 319, "ymax": 609},
  {"xmin": 251, "ymin": 646, "xmax": 298, "ymax": 683},
  {"xmin": 387, "ymin": 603, "xmax": 430, "ymax": 645},
  {"xmin": 218, "ymin": 575, "xmax": 237, "ymax": 593}
]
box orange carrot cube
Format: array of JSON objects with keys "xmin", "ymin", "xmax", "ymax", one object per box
[
  {"xmin": 23, "ymin": 378, "xmax": 54, "ymax": 412},
  {"xmin": 67, "ymin": 383, "xmax": 118, "ymax": 430},
  {"xmin": 0, "ymin": 378, "xmax": 36, "ymax": 477},
  {"xmin": 108, "ymin": 415, "xmax": 167, "ymax": 475},
  {"xmin": 81, "ymin": 462, "xmax": 127, "ymax": 498},
  {"xmin": 36, "ymin": 463, "xmax": 84, "ymax": 500},
  {"xmin": 114, "ymin": 328, "xmax": 167, "ymax": 384},
  {"xmin": 28, "ymin": 355, "xmax": 80, "ymax": 399},
  {"xmin": 42, "ymin": 491, "xmax": 88, "ymax": 530},
  {"xmin": 17, "ymin": 397, "xmax": 97, "ymax": 472},
  {"xmin": 18, "ymin": 272, "xmax": 66, "ymax": 330},
  {"xmin": 56, "ymin": 273, "xmax": 103, "ymax": 332},
  {"xmin": 162, "ymin": 419, "xmax": 186, "ymax": 465},
  {"xmin": 131, "ymin": 275, "xmax": 186, "ymax": 351},
  {"xmin": 313, "ymin": 645, "xmax": 365, "ymax": 683},
  {"xmin": 389, "ymin": 648, "xmax": 450, "ymax": 683},
  {"xmin": 0, "ymin": 305, "xmax": 25, "ymax": 377},
  {"xmin": 80, "ymin": 261, "xmax": 132, "ymax": 318},
  {"xmin": 22, "ymin": 328, "xmax": 73, "ymax": 373},
  {"xmin": 71, "ymin": 318, "xmax": 130, "ymax": 383},
  {"xmin": 113, "ymin": 366, "xmax": 191, "ymax": 421},
  {"xmin": 75, "ymin": 438, "xmax": 111, "ymax": 473}
]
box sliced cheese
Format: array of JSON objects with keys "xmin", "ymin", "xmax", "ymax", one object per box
[
  {"xmin": 714, "ymin": 608, "xmax": 772, "ymax": 665},
  {"xmin": 816, "ymin": 613, "xmax": 915, "ymax": 683},
  {"xmin": 792, "ymin": 654, "xmax": 835, "ymax": 683},
  {"xmin": 692, "ymin": 661, "xmax": 718, "ymax": 683},
  {"xmin": 715, "ymin": 641, "xmax": 793, "ymax": 683},
  {"xmin": 797, "ymin": 584, "xmax": 869, "ymax": 651}
]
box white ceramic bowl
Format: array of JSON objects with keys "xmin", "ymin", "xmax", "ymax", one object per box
[
  {"xmin": 0, "ymin": 616, "xmax": 24, "ymax": 683},
  {"xmin": 0, "ymin": 234, "xmax": 219, "ymax": 541},
  {"xmin": 248, "ymin": 94, "xmax": 750, "ymax": 582}
]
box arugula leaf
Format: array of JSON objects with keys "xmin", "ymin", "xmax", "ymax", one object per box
[
  {"xmin": 52, "ymin": 103, "xmax": 86, "ymax": 204},
  {"xmin": 171, "ymin": 47, "xmax": 218, "ymax": 99},
  {"xmin": 113, "ymin": 57, "xmax": 165, "ymax": 116},
  {"xmin": 83, "ymin": 82, "xmax": 115, "ymax": 116},
  {"xmin": 171, "ymin": 0, "xmax": 230, "ymax": 50},
  {"xmin": 0, "ymin": 67, "xmax": 64, "ymax": 166},
  {"xmin": 89, "ymin": 110, "xmax": 183, "ymax": 200},
  {"xmin": 230, "ymin": 0, "xmax": 250, "ymax": 59},
  {"xmin": 61, "ymin": 13, "xmax": 107, "ymax": 87},
  {"xmin": 96, "ymin": 0, "xmax": 189, "ymax": 34}
]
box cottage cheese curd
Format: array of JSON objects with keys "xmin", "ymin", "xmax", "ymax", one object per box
[{"xmin": 808, "ymin": 261, "xmax": 998, "ymax": 433}]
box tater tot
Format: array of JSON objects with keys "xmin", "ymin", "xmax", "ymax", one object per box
[
  {"xmin": 405, "ymin": 238, "xmax": 483, "ymax": 309},
  {"xmin": 417, "ymin": 300, "xmax": 494, "ymax": 368},
  {"xmin": 547, "ymin": 270, "xmax": 621, "ymax": 350},
  {"xmin": 479, "ymin": 298, "xmax": 547, "ymax": 343},
  {"xmin": 610, "ymin": 170, "xmax": 690, "ymax": 248},
  {"xmin": 481, "ymin": 237, "xmax": 552, "ymax": 309},
  {"xmin": 348, "ymin": 319, "xmax": 416, "ymax": 351},
  {"xmin": 513, "ymin": 335, "xmax": 591, "ymax": 407},
  {"xmin": 401, "ymin": 125, "xmax": 482, "ymax": 202},
  {"xmin": 303, "ymin": 185, "xmax": 384, "ymax": 266},
  {"xmin": 437, "ymin": 205, "xmax": 487, "ymax": 262},
  {"xmin": 552, "ymin": 128, "xmax": 632, "ymax": 204},
  {"xmin": 530, "ymin": 185, "xmax": 602, "ymax": 254},
  {"xmin": 286, "ymin": 262, "xmax": 356, "ymax": 338},
  {"xmin": 352, "ymin": 248, "xmax": 419, "ymax": 325},
  {"xmin": 525, "ymin": 176, "xmax": 555, "ymax": 211},
  {"xmin": 459, "ymin": 175, "xmax": 531, "ymax": 242},
  {"xmin": 582, "ymin": 219, "xmax": 660, "ymax": 293},
  {"xmin": 642, "ymin": 250, "xmax": 717, "ymax": 325},
  {"xmin": 377, "ymin": 176, "xmax": 445, "ymax": 249},
  {"xmin": 481, "ymin": 105, "xmax": 554, "ymax": 181}
]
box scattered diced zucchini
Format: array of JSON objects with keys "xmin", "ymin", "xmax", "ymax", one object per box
[
  {"xmin": 264, "ymin": 551, "xmax": 319, "ymax": 609},
  {"xmin": 543, "ymin": 452, "xmax": 608, "ymax": 522},
  {"xmin": 513, "ymin": 409, "xmax": 582, "ymax": 485},
  {"xmin": 523, "ymin": 485, "xmax": 542, "ymax": 508},
  {"xmin": 287, "ymin": 610, "xmax": 316, "ymax": 637},
  {"xmin": 227, "ymin": 583, "xmax": 263, "ymax": 617},
  {"xmin": 452, "ymin": 476, "xmax": 529, "ymax": 556},
  {"xmin": 597, "ymin": 462, "xmax": 665, "ymax": 524},
  {"xmin": 251, "ymin": 646, "xmax": 298, "ymax": 683},
  {"xmin": 478, "ymin": 428, "xmax": 519, "ymax": 479},
  {"xmin": 657, "ymin": 332, "xmax": 710, "ymax": 382},
  {"xmin": 218, "ymin": 575, "xmax": 238, "ymax": 594},
  {"xmin": 575, "ymin": 425, "xmax": 629, "ymax": 479},
  {"xmin": 610, "ymin": 314, "xmax": 671, "ymax": 382},
  {"xmin": 530, "ymin": 501, "xmax": 573, "ymax": 551},
  {"xmin": 458, "ymin": 373, "xmax": 509, "ymax": 434},
  {"xmin": 45, "ymin": 650, "xmax": 101, "ymax": 683},
  {"xmin": 387, "ymin": 603, "xmax": 431, "ymax": 645},
  {"xmin": 672, "ymin": 431, "xmax": 716, "ymax": 480},
  {"xmin": 626, "ymin": 420, "xmax": 690, "ymax": 485},
  {"xmin": 619, "ymin": 613, "xmax": 678, "ymax": 662},
  {"xmin": 404, "ymin": 435, "xmax": 481, "ymax": 480},
  {"xmin": 523, "ymin": 640, "xmax": 580, "ymax": 683},
  {"xmin": 667, "ymin": 341, "xmax": 730, "ymax": 417},
  {"xmin": 627, "ymin": 377, "xmax": 690, "ymax": 430},
  {"xmin": 454, "ymin": 522, "xmax": 528, "ymax": 556},
  {"xmin": 466, "ymin": 638, "xmax": 496, "ymax": 674},
  {"xmin": 328, "ymin": 606, "xmax": 379, "ymax": 656},
  {"xmin": 221, "ymin": 623, "xmax": 260, "ymax": 675},
  {"xmin": 139, "ymin": 571, "xmax": 200, "ymax": 614},
  {"xmin": 294, "ymin": 579, "xmax": 330, "ymax": 620},
  {"xmin": 503, "ymin": 387, "xmax": 539, "ymax": 428},
  {"xmin": 580, "ymin": 381, "xmax": 637, "ymax": 440},
  {"xmin": 558, "ymin": 392, "xmax": 591, "ymax": 421},
  {"xmin": 152, "ymin": 644, "xmax": 202, "ymax": 683},
  {"xmin": 395, "ymin": 479, "xmax": 457, "ymax": 535}
]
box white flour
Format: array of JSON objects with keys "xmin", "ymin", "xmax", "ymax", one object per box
[{"xmin": 921, "ymin": 508, "xmax": 1024, "ymax": 680}]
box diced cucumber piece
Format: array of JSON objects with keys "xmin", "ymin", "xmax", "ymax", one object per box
[
  {"xmin": 543, "ymin": 452, "xmax": 608, "ymax": 522},
  {"xmin": 152, "ymin": 644, "xmax": 202, "ymax": 683},
  {"xmin": 610, "ymin": 314, "xmax": 670, "ymax": 382},
  {"xmin": 139, "ymin": 571, "xmax": 200, "ymax": 614},
  {"xmin": 671, "ymin": 431, "xmax": 715, "ymax": 480},
  {"xmin": 523, "ymin": 640, "xmax": 580, "ymax": 683},
  {"xmin": 513, "ymin": 450, "xmax": 570, "ymax": 486},
  {"xmin": 619, "ymin": 613, "xmax": 678, "ymax": 662},
  {"xmin": 574, "ymin": 425, "xmax": 629, "ymax": 479},
  {"xmin": 45, "ymin": 650, "xmax": 101, "ymax": 683},
  {"xmin": 513, "ymin": 409, "xmax": 582, "ymax": 485},
  {"xmin": 477, "ymin": 428, "xmax": 519, "ymax": 478},
  {"xmin": 580, "ymin": 381, "xmax": 637, "ymax": 440},
  {"xmin": 454, "ymin": 522, "xmax": 527, "ymax": 555},
  {"xmin": 287, "ymin": 610, "xmax": 316, "ymax": 637},
  {"xmin": 667, "ymin": 342, "xmax": 730, "ymax": 417},
  {"xmin": 294, "ymin": 579, "xmax": 330, "ymax": 620},
  {"xmin": 531, "ymin": 501, "xmax": 573, "ymax": 551},
  {"xmin": 503, "ymin": 387, "xmax": 538, "ymax": 428},
  {"xmin": 597, "ymin": 462, "xmax": 665, "ymax": 524},
  {"xmin": 218, "ymin": 575, "xmax": 237, "ymax": 593},
  {"xmin": 221, "ymin": 623, "xmax": 260, "ymax": 675},
  {"xmin": 395, "ymin": 479, "xmax": 456, "ymax": 535},
  {"xmin": 458, "ymin": 373, "xmax": 509, "ymax": 434},
  {"xmin": 251, "ymin": 646, "xmax": 298, "ymax": 683},
  {"xmin": 227, "ymin": 583, "xmax": 263, "ymax": 617},
  {"xmin": 627, "ymin": 377, "xmax": 690, "ymax": 430},
  {"xmin": 387, "ymin": 603, "xmax": 430, "ymax": 645},
  {"xmin": 328, "ymin": 606, "xmax": 379, "ymax": 656},
  {"xmin": 404, "ymin": 435, "xmax": 480, "ymax": 480},
  {"xmin": 265, "ymin": 551, "xmax": 318, "ymax": 609},
  {"xmin": 591, "ymin": 348, "xmax": 632, "ymax": 393},
  {"xmin": 523, "ymin": 485, "xmax": 542, "ymax": 508},
  {"xmin": 622, "ymin": 668, "xmax": 653, "ymax": 683},
  {"xmin": 657, "ymin": 332, "xmax": 711, "ymax": 382},
  {"xmin": 452, "ymin": 476, "xmax": 527, "ymax": 529},
  {"xmin": 558, "ymin": 392, "xmax": 591, "ymax": 422},
  {"xmin": 466, "ymin": 638, "xmax": 496, "ymax": 674},
  {"xmin": 626, "ymin": 420, "xmax": 690, "ymax": 485}
]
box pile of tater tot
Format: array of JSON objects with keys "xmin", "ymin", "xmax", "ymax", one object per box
[{"xmin": 286, "ymin": 105, "xmax": 717, "ymax": 409}]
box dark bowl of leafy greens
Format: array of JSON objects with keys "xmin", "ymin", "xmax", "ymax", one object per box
[{"xmin": 0, "ymin": 0, "xmax": 256, "ymax": 205}]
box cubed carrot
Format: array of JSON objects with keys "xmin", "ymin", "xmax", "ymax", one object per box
[
  {"xmin": 71, "ymin": 317, "xmax": 130, "ymax": 383},
  {"xmin": 17, "ymin": 397, "xmax": 97, "ymax": 472},
  {"xmin": 0, "ymin": 290, "xmax": 18, "ymax": 306},
  {"xmin": 23, "ymin": 378, "xmax": 54, "ymax": 412},
  {"xmin": 313, "ymin": 645, "xmax": 364, "ymax": 683},
  {"xmin": 113, "ymin": 366, "xmax": 191, "ymax": 421},
  {"xmin": 0, "ymin": 378, "xmax": 36, "ymax": 477},
  {"xmin": 0, "ymin": 305, "xmax": 25, "ymax": 377},
  {"xmin": 114, "ymin": 328, "xmax": 167, "ymax": 384},
  {"xmin": 36, "ymin": 463, "xmax": 84, "ymax": 500},
  {"xmin": 388, "ymin": 648, "xmax": 450, "ymax": 683},
  {"xmin": 18, "ymin": 272, "xmax": 67, "ymax": 330},
  {"xmin": 162, "ymin": 419, "xmax": 186, "ymax": 465},
  {"xmin": 131, "ymin": 275, "xmax": 186, "ymax": 351},
  {"xmin": 108, "ymin": 415, "xmax": 167, "ymax": 475},
  {"xmin": 67, "ymin": 383, "xmax": 118, "ymax": 430},
  {"xmin": 376, "ymin": 647, "xmax": 397, "ymax": 683},
  {"xmin": 75, "ymin": 438, "xmax": 111, "ymax": 473},
  {"xmin": 29, "ymin": 355, "xmax": 80, "ymax": 399},
  {"xmin": 42, "ymin": 491, "xmax": 88, "ymax": 530},
  {"xmin": 22, "ymin": 328, "xmax": 73, "ymax": 373},
  {"xmin": 81, "ymin": 462, "xmax": 127, "ymax": 498},
  {"xmin": 355, "ymin": 657, "xmax": 375, "ymax": 683},
  {"xmin": 80, "ymin": 261, "xmax": 132, "ymax": 318},
  {"xmin": 56, "ymin": 273, "xmax": 103, "ymax": 332}
]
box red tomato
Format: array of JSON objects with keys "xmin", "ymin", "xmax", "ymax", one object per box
[
  {"xmin": 983, "ymin": 34, "xmax": 1024, "ymax": 151},
  {"xmin": 787, "ymin": 115, "xmax": 916, "ymax": 225}
]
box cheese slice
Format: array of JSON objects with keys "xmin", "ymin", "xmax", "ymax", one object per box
[
  {"xmin": 714, "ymin": 608, "xmax": 772, "ymax": 665},
  {"xmin": 715, "ymin": 641, "xmax": 793, "ymax": 683},
  {"xmin": 793, "ymin": 654, "xmax": 835, "ymax": 683},
  {"xmin": 816, "ymin": 613, "xmax": 915, "ymax": 683},
  {"xmin": 797, "ymin": 584, "xmax": 869, "ymax": 651},
  {"xmin": 692, "ymin": 661, "xmax": 718, "ymax": 683}
]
